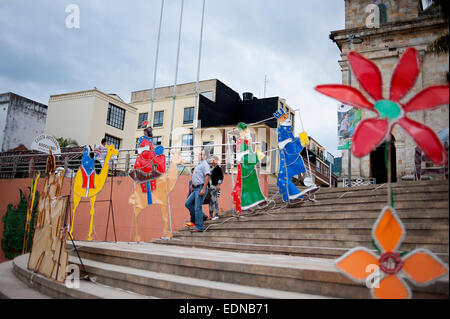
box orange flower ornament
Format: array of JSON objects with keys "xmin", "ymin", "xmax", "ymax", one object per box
[{"xmin": 336, "ymin": 206, "xmax": 448, "ymax": 299}]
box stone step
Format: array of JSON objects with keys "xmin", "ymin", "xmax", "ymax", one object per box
[
  {"xmin": 268, "ymin": 184, "xmax": 449, "ymax": 199},
  {"xmin": 199, "ymin": 210, "xmax": 449, "ymax": 227},
  {"xmin": 264, "ymin": 192, "xmax": 449, "ymax": 208},
  {"xmin": 153, "ymin": 238, "xmax": 449, "ymax": 263},
  {"xmin": 311, "ymin": 185, "xmax": 449, "ymax": 200},
  {"xmin": 209, "ymin": 203, "xmax": 449, "ymax": 224},
  {"xmin": 172, "ymin": 233, "xmax": 449, "ymax": 253},
  {"xmin": 205, "ymin": 205, "xmax": 449, "ymax": 223},
  {"xmin": 10, "ymin": 254, "xmax": 152, "ymax": 299},
  {"xmin": 68, "ymin": 254, "xmax": 328, "ymax": 299},
  {"xmin": 194, "ymin": 221, "xmax": 449, "ymax": 231},
  {"xmin": 268, "ymin": 180, "xmax": 448, "ymax": 194},
  {"xmin": 0, "ymin": 259, "xmax": 51, "ymax": 299},
  {"xmin": 281, "ymin": 200, "xmax": 448, "ymax": 213},
  {"xmin": 67, "ymin": 241, "xmax": 449, "ymax": 299},
  {"xmin": 177, "ymin": 232, "xmax": 449, "ymax": 244}
]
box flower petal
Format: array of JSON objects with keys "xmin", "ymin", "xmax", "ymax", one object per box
[
  {"xmin": 348, "ymin": 51, "xmax": 383, "ymax": 101},
  {"xmin": 389, "ymin": 48, "xmax": 421, "ymax": 102},
  {"xmin": 398, "ymin": 117, "xmax": 448, "ymax": 165},
  {"xmin": 335, "ymin": 247, "xmax": 379, "ymax": 282},
  {"xmin": 351, "ymin": 118, "xmax": 389, "ymax": 157},
  {"xmin": 404, "ymin": 85, "xmax": 450, "ymax": 112},
  {"xmin": 315, "ymin": 84, "xmax": 374, "ymax": 110},
  {"xmin": 402, "ymin": 248, "xmax": 448, "ymax": 285},
  {"xmin": 372, "ymin": 275, "xmax": 411, "ymax": 299},
  {"xmin": 372, "ymin": 206, "xmax": 405, "ymax": 253}
]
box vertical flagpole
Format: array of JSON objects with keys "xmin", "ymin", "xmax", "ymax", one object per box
[
  {"xmin": 168, "ymin": 0, "xmax": 185, "ymax": 153},
  {"xmin": 191, "ymin": 0, "xmax": 206, "ymax": 168},
  {"xmin": 149, "ymin": 0, "xmax": 165, "ymax": 127},
  {"xmin": 165, "ymin": 0, "xmax": 184, "ymax": 239}
]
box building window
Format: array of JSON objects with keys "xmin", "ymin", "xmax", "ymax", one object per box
[
  {"xmin": 107, "ymin": 103, "xmax": 125, "ymax": 130},
  {"xmin": 182, "ymin": 134, "xmax": 193, "ymax": 151},
  {"xmin": 261, "ymin": 141, "xmax": 267, "ymax": 167},
  {"xmin": 153, "ymin": 136, "xmax": 163, "ymax": 146},
  {"xmin": 316, "ymin": 160, "xmax": 321, "ymax": 174},
  {"xmin": 183, "ymin": 107, "xmax": 195, "ymax": 124},
  {"xmin": 324, "ymin": 166, "xmax": 329, "ymax": 178},
  {"xmin": 153, "ymin": 110, "xmax": 164, "ymax": 127},
  {"xmin": 105, "ymin": 134, "xmax": 120, "ymax": 150},
  {"xmin": 137, "ymin": 113, "xmax": 148, "ymax": 129},
  {"xmin": 200, "ymin": 91, "xmax": 213, "ymax": 101}
]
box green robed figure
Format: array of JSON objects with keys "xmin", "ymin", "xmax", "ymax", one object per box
[{"xmin": 232, "ymin": 122, "xmax": 266, "ymax": 214}]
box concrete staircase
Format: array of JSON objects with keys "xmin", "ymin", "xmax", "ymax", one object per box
[
  {"xmin": 2, "ymin": 180, "xmax": 448, "ymax": 299},
  {"xmin": 153, "ymin": 180, "xmax": 449, "ymax": 263}
]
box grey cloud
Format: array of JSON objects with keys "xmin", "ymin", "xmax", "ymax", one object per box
[{"xmin": 0, "ymin": 0, "xmax": 345, "ymax": 155}]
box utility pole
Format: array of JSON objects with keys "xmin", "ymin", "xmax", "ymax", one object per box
[
  {"xmin": 263, "ymin": 75, "xmax": 268, "ymax": 98},
  {"xmin": 347, "ymin": 34, "xmax": 353, "ymax": 187}
]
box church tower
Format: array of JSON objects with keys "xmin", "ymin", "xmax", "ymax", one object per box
[{"xmin": 330, "ymin": 0, "xmax": 449, "ymax": 185}]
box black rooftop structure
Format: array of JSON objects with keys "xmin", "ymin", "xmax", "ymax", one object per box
[{"xmin": 198, "ymin": 80, "xmax": 279, "ymax": 129}]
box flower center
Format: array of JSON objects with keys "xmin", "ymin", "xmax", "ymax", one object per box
[
  {"xmin": 379, "ymin": 252, "xmax": 403, "ymax": 275},
  {"xmin": 374, "ymin": 100, "xmax": 402, "ymax": 120}
]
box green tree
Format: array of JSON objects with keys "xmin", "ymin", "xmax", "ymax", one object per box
[
  {"xmin": 56, "ymin": 137, "xmax": 79, "ymax": 148},
  {"xmin": 427, "ymin": 0, "xmax": 449, "ymax": 54},
  {"xmin": 1, "ymin": 189, "xmax": 39, "ymax": 259}
]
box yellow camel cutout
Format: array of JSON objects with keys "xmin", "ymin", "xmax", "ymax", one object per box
[
  {"xmin": 70, "ymin": 144, "xmax": 118, "ymax": 241},
  {"xmin": 129, "ymin": 152, "xmax": 185, "ymax": 242}
]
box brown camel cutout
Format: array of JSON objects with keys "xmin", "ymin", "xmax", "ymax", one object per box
[{"xmin": 128, "ymin": 152, "xmax": 185, "ymax": 242}]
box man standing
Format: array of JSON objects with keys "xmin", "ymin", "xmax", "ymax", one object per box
[
  {"xmin": 209, "ymin": 155, "xmax": 223, "ymax": 221},
  {"xmin": 274, "ymin": 108, "xmax": 317, "ymax": 203},
  {"xmin": 94, "ymin": 138, "xmax": 108, "ymax": 168},
  {"xmin": 185, "ymin": 150, "xmax": 210, "ymax": 232}
]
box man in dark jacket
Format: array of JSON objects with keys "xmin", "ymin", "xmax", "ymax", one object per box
[{"xmin": 209, "ymin": 155, "xmax": 224, "ymax": 221}]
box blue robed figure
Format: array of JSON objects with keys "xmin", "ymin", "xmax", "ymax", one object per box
[{"xmin": 274, "ymin": 108, "xmax": 307, "ymax": 202}]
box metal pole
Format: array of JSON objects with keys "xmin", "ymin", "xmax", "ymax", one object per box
[
  {"xmin": 192, "ymin": 0, "xmax": 206, "ymax": 168},
  {"xmin": 347, "ymin": 34, "xmax": 353, "ymax": 187},
  {"xmin": 329, "ymin": 162, "xmax": 332, "ymax": 188},
  {"xmin": 296, "ymin": 108, "xmax": 313, "ymax": 180},
  {"xmin": 149, "ymin": 0, "xmax": 165, "ymax": 127},
  {"xmin": 168, "ymin": 0, "xmax": 184, "ymax": 153}
]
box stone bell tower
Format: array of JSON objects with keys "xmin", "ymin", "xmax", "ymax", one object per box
[
  {"xmin": 344, "ymin": 0, "xmax": 423, "ymax": 29},
  {"xmin": 330, "ymin": 0, "xmax": 449, "ymax": 185}
]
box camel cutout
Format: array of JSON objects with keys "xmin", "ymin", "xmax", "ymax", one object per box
[
  {"xmin": 129, "ymin": 152, "xmax": 185, "ymax": 242},
  {"xmin": 70, "ymin": 144, "xmax": 118, "ymax": 241}
]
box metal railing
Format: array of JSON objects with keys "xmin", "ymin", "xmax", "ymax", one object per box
[{"xmin": 0, "ymin": 142, "xmax": 275, "ymax": 179}]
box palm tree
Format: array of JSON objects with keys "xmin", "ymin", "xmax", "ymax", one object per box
[
  {"xmin": 427, "ymin": 0, "xmax": 449, "ymax": 54},
  {"xmin": 56, "ymin": 137, "xmax": 79, "ymax": 148}
]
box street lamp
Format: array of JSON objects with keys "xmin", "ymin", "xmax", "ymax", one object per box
[{"xmin": 346, "ymin": 33, "xmax": 364, "ymax": 187}]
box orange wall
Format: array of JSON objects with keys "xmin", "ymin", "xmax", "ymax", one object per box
[{"xmin": 0, "ymin": 174, "xmax": 268, "ymax": 263}]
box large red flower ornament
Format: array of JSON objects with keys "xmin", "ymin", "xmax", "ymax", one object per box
[{"xmin": 315, "ymin": 48, "xmax": 449, "ymax": 165}]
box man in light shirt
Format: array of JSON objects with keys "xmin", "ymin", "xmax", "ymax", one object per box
[{"xmin": 185, "ymin": 150, "xmax": 210, "ymax": 232}]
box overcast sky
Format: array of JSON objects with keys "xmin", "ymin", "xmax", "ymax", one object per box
[{"xmin": 0, "ymin": 0, "xmax": 345, "ymax": 157}]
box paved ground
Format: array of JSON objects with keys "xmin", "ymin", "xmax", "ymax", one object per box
[{"xmin": 0, "ymin": 259, "xmax": 51, "ymax": 299}]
